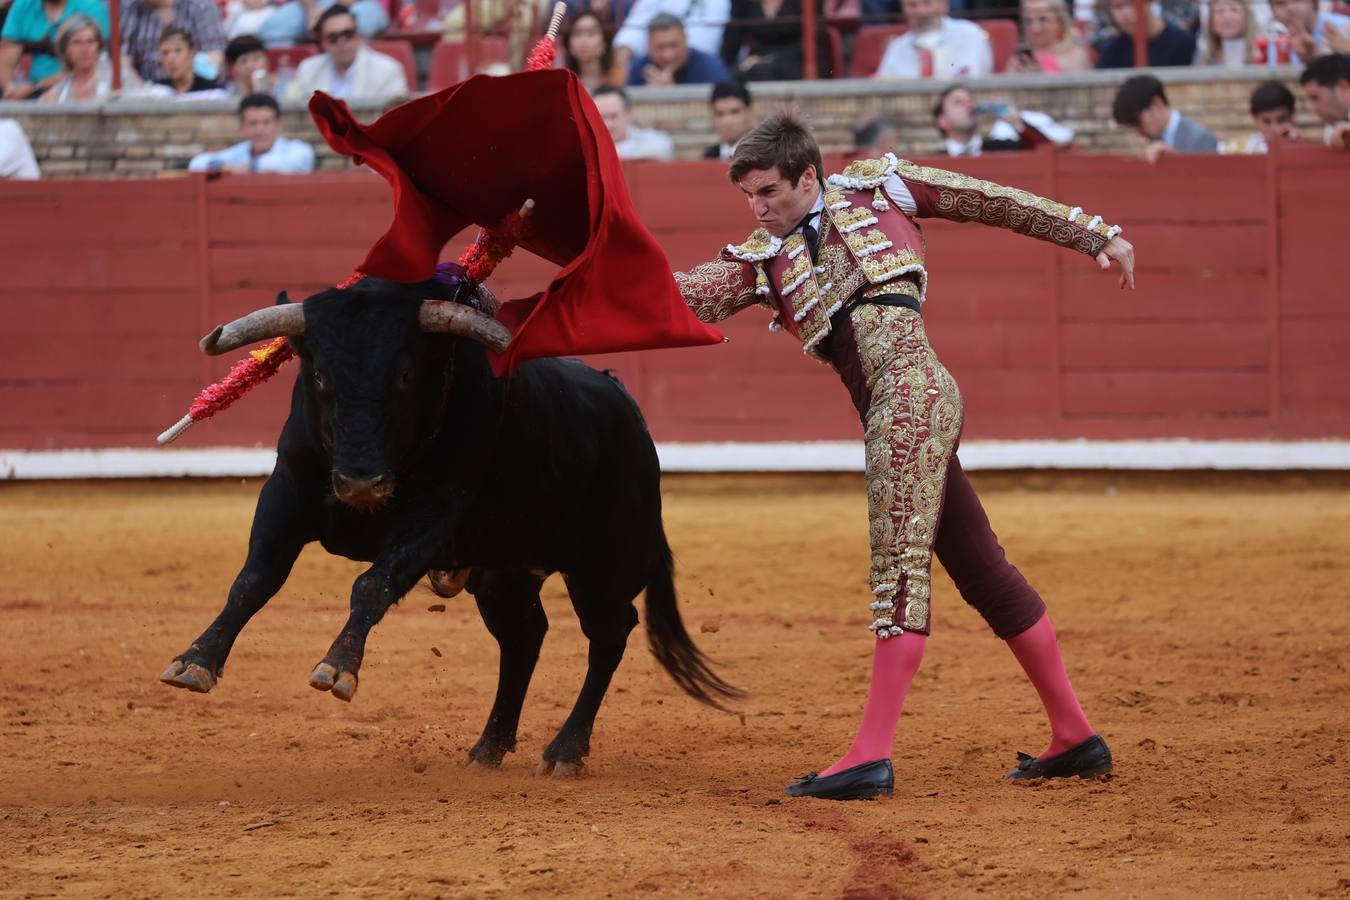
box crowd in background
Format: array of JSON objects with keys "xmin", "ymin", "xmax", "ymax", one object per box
[{"xmin": 0, "ymin": 0, "xmax": 1346, "ymax": 178}]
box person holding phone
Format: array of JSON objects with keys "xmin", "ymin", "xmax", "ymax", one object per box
[
  {"xmin": 932, "ymin": 85, "xmax": 1075, "ymax": 157},
  {"xmin": 1005, "ymin": 0, "xmax": 1091, "ymax": 74}
]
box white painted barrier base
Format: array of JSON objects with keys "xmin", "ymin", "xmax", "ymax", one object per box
[{"xmin": 3, "ymin": 440, "xmax": 1349, "ymax": 479}]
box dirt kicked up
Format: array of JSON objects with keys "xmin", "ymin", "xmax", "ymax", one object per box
[{"xmin": 1, "ymin": 473, "xmax": 1347, "ymax": 898}]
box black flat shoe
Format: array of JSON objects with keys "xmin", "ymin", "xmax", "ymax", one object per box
[
  {"xmin": 1008, "ymin": 734, "xmax": 1113, "ymax": 780},
  {"xmin": 784, "ymin": 759, "xmax": 894, "ymax": 800}
]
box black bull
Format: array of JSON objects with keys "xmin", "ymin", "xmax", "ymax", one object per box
[{"xmin": 160, "ymin": 277, "xmax": 739, "ymax": 773}]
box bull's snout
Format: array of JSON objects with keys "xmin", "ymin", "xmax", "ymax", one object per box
[{"xmin": 332, "ymin": 471, "xmax": 395, "ymax": 510}]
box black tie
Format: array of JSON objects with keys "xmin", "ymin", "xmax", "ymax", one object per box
[{"xmin": 798, "ymin": 211, "xmax": 820, "ymax": 262}]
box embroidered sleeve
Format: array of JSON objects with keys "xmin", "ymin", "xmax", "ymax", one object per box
[
  {"xmin": 893, "ymin": 159, "xmax": 1122, "ymax": 258},
  {"xmin": 674, "ymin": 258, "xmax": 762, "ymax": 324}
]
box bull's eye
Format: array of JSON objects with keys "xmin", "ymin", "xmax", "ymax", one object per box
[{"xmin": 313, "ymin": 370, "xmax": 328, "ymax": 391}]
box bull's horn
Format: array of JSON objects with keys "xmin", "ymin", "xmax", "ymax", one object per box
[
  {"xmin": 200, "ymin": 303, "xmax": 306, "ymax": 356},
  {"xmin": 419, "ymin": 300, "xmax": 512, "ymax": 352}
]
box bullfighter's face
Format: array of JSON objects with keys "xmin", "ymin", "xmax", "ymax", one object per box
[{"xmin": 736, "ymin": 164, "xmax": 821, "ymax": 239}]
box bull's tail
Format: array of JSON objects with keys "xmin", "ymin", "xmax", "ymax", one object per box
[{"xmin": 644, "ymin": 532, "xmax": 744, "ymax": 711}]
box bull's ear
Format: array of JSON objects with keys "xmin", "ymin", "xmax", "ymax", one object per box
[{"xmin": 275, "ymin": 291, "xmax": 292, "ymax": 307}]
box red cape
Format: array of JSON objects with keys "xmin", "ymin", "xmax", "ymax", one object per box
[{"xmin": 308, "ymin": 69, "xmax": 723, "ymax": 374}]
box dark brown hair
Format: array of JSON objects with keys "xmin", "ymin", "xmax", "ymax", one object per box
[
  {"xmin": 728, "ymin": 112, "xmax": 823, "ymax": 188},
  {"xmin": 563, "ymin": 10, "xmax": 615, "ymax": 79}
]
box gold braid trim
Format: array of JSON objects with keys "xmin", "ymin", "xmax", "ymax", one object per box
[
  {"xmin": 675, "ymin": 259, "xmax": 765, "ymax": 324},
  {"xmin": 894, "ymin": 159, "xmax": 1118, "ymax": 258}
]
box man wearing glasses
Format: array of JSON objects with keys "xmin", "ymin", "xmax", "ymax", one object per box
[{"xmin": 285, "ymin": 4, "xmax": 408, "ymax": 104}]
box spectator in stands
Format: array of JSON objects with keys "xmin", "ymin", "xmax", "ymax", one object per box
[
  {"xmin": 613, "ymin": 0, "xmax": 729, "ymax": 72},
  {"xmin": 1193, "ymin": 0, "xmax": 1257, "ymax": 65},
  {"xmin": 442, "ymin": 0, "xmax": 550, "ymax": 66},
  {"xmin": 259, "ymin": 0, "xmax": 387, "ymax": 49},
  {"xmin": 224, "ymin": 0, "xmax": 276, "ymax": 40},
  {"xmin": 703, "ymin": 80, "xmax": 752, "ymax": 159},
  {"xmin": 873, "ymin": 0, "xmax": 993, "ymax": 80},
  {"xmin": 284, "ymin": 5, "xmax": 407, "ymax": 103},
  {"xmin": 1095, "ymin": 0, "xmax": 1196, "ymax": 68},
  {"xmin": 627, "ymin": 12, "xmax": 730, "ymax": 86},
  {"xmin": 1113, "ymin": 73, "xmax": 1219, "ymax": 162},
  {"xmin": 564, "ymin": 0, "xmax": 639, "ymax": 27},
  {"xmin": 1269, "ymin": 0, "xmax": 1350, "ymax": 65},
  {"xmin": 1300, "ymin": 52, "xmax": 1350, "ymax": 147},
  {"xmin": 223, "ymin": 34, "xmax": 272, "ymax": 95},
  {"xmin": 1004, "ymin": 0, "xmax": 1092, "ymax": 73},
  {"xmin": 1222, "ymin": 80, "xmax": 1299, "ymax": 153},
  {"xmin": 593, "ymin": 84, "xmax": 673, "ymax": 159},
  {"xmin": 0, "ymin": 117, "xmax": 39, "ymax": 177},
  {"xmin": 189, "ymin": 93, "xmax": 316, "ymax": 173},
  {"xmin": 0, "ymin": 0, "xmax": 109, "ymax": 99},
  {"xmin": 564, "ymin": 9, "xmax": 626, "ymax": 91},
  {"xmin": 932, "ymin": 84, "xmax": 1075, "ymax": 156},
  {"xmin": 720, "ymin": 0, "xmax": 832, "ymax": 80},
  {"xmin": 156, "ymin": 25, "xmax": 224, "ymax": 95},
  {"xmin": 40, "ymin": 13, "xmax": 129, "ymax": 102},
  {"xmin": 851, "ymin": 115, "xmax": 901, "ymax": 156},
  {"xmin": 121, "ymin": 0, "xmax": 226, "ymax": 83}
]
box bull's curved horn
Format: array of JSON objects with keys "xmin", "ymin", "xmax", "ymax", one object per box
[
  {"xmin": 419, "ymin": 300, "xmax": 512, "ymax": 353},
  {"xmin": 200, "ymin": 303, "xmax": 306, "ymax": 356}
]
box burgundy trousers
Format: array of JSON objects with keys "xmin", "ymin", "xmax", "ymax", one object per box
[{"xmin": 830, "ymin": 304, "xmax": 1047, "ymax": 640}]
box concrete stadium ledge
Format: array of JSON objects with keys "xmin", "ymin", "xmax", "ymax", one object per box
[{"xmin": 4, "ymin": 440, "xmax": 1348, "ymax": 479}]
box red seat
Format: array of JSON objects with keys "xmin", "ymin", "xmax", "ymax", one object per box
[
  {"xmin": 426, "ymin": 37, "xmax": 511, "ymax": 91},
  {"xmin": 850, "ymin": 24, "xmax": 907, "ymax": 78},
  {"xmin": 368, "ymin": 38, "xmax": 419, "ymax": 92},
  {"xmin": 265, "ymin": 45, "xmax": 318, "ymax": 75},
  {"xmin": 979, "ymin": 18, "xmax": 1020, "ymax": 73}
]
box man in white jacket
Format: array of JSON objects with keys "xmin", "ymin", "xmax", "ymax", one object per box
[
  {"xmin": 285, "ymin": 4, "xmax": 408, "ymax": 104},
  {"xmin": 874, "ymin": 0, "xmax": 993, "ymax": 79}
]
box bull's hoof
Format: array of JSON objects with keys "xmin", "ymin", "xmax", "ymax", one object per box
[
  {"xmin": 309, "ymin": 662, "xmax": 337, "ymax": 691},
  {"xmin": 466, "ymin": 758, "xmax": 499, "ymax": 770},
  {"xmin": 331, "ymin": 671, "xmax": 358, "ymax": 702},
  {"xmin": 552, "ymin": 760, "xmax": 585, "ymax": 778},
  {"xmin": 534, "ymin": 757, "xmax": 555, "ymax": 777},
  {"xmin": 160, "ymin": 660, "xmax": 217, "ymax": 693}
]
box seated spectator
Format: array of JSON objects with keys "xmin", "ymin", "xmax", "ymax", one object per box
[
  {"xmin": 224, "ymin": 0, "xmax": 277, "ymax": 40},
  {"xmin": 932, "ymin": 85, "xmax": 1074, "ymax": 157},
  {"xmin": 259, "ymin": 0, "xmax": 388, "ymax": 49},
  {"xmin": 1300, "ymin": 52, "xmax": 1350, "ymax": 147},
  {"xmin": 852, "ymin": 116, "xmax": 901, "ymax": 156},
  {"xmin": 703, "ymin": 80, "xmax": 752, "ymax": 159},
  {"xmin": 189, "ymin": 93, "xmax": 316, "ymax": 173},
  {"xmin": 1269, "ymin": 0, "xmax": 1350, "ymax": 66},
  {"xmin": 156, "ymin": 26, "xmax": 224, "ymax": 95},
  {"xmin": 874, "ymin": 0, "xmax": 992, "ymax": 79},
  {"xmin": 564, "ymin": 9, "xmax": 626, "ymax": 91},
  {"xmin": 0, "ymin": 0, "xmax": 109, "ymax": 99},
  {"xmin": 1004, "ymin": 0, "xmax": 1092, "ymax": 74},
  {"xmin": 1095, "ymin": 0, "xmax": 1196, "ymax": 68},
  {"xmin": 40, "ymin": 13, "xmax": 133, "ymax": 103},
  {"xmin": 593, "ymin": 84, "xmax": 673, "ymax": 160},
  {"xmin": 0, "ymin": 117, "xmax": 39, "ymax": 177},
  {"xmin": 121, "ymin": 0, "xmax": 226, "ymax": 83},
  {"xmin": 223, "ymin": 33, "xmax": 272, "ymax": 94},
  {"xmin": 564, "ymin": 0, "xmax": 640, "ymax": 28},
  {"xmin": 613, "ymin": 0, "xmax": 730, "ymax": 72},
  {"xmin": 1113, "ymin": 73, "xmax": 1219, "ymax": 162},
  {"xmin": 720, "ymin": 0, "xmax": 832, "ymax": 80},
  {"xmin": 1194, "ymin": 0, "xmax": 1257, "ymax": 65},
  {"xmin": 284, "ymin": 5, "xmax": 407, "ymax": 103},
  {"xmin": 1222, "ymin": 80, "xmax": 1299, "ymax": 153},
  {"xmin": 627, "ymin": 12, "xmax": 729, "ymax": 86},
  {"xmin": 442, "ymin": 0, "xmax": 550, "ymax": 65}
]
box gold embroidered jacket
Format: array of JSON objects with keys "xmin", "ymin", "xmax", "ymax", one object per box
[{"xmin": 675, "ymin": 153, "xmax": 1122, "ymax": 361}]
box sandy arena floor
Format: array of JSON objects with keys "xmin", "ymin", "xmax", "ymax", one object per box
[{"xmin": 1, "ymin": 473, "xmax": 1347, "ymax": 898}]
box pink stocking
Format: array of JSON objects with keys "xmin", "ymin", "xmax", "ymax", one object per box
[
  {"xmin": 1005, "ymin": 614, "xmax": 1095, "ymax": 758},
  {"xmin": 819, "ymin": 631, "xmax": 926, "ymax": 777}
]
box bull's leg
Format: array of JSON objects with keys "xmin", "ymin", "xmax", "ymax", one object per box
[
  {"xmin": 308, "ymin": 535, "xmax": 440, "ymax": 702},
  {"xmin": 537, "ymin": 573, "xmax": 639, "ymax": 777},
  {"xmin": 467, "ymin": 569, "xmax": 548, "ymax": 767},
  {"xmin": 160, "ymin": 467, "xmax": 311, "ymax": 693}
]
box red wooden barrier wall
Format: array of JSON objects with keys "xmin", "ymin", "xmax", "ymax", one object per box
[{"xmin": 1, "ymin": 148, "xmax": 1347, "ymax": 451}]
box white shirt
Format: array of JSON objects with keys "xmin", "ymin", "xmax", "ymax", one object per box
[
  {"xmin": 874, "ymin": 17, "xmax": 993, "ymax": 79},
  {"xmin": 615, "ymin": 125, "xmax": 674, "ymax": 162},
  {"xmin": 187, "ymin": 136, "xmax": 317, "ymax": 174},
  {"xmin": 0, "ymin": 120, "xmax": 40, "ymax": 180},
  {"xmin": 613, "ymin": 0, "xmax": 731, "ymax": 58},
  {"xmin": 1160, "ymin": 108, "xmax": 1182, "ymax": 149}
]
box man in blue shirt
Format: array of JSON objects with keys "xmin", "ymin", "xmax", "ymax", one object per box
[
  {"xmin": 188, "ymin": 93, "xmax": 316, "ymax": 174},
  {"xmin": 1095, "ymin": 0, "xmax": 1195, "ymax": 68},
  {"xmin": 627, "ymin": 12, "xmax": 730, "ymax": 87},
  {"xmin": 0, "ymin": 0, "xmax": 109, "ymax": 99}
]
